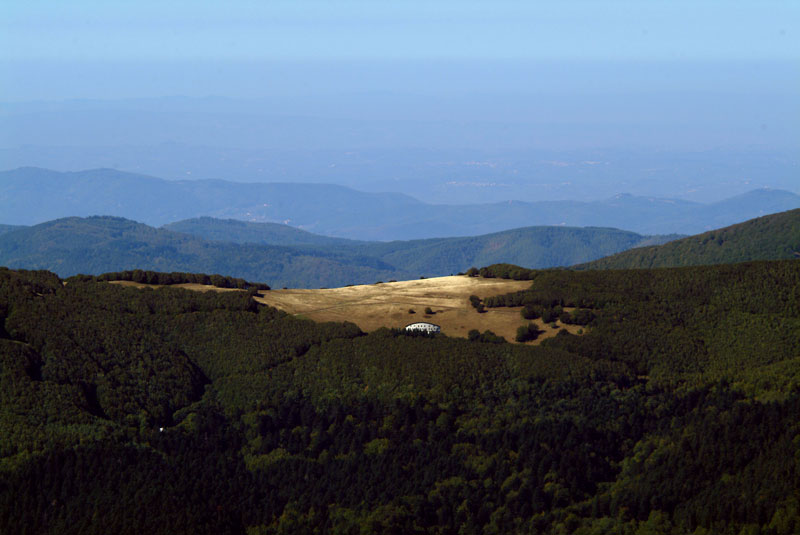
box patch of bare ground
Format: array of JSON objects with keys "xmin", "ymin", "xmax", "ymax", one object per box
[{"xmin": 254, "ymin": 276, "xmax": 584, "ymax": 344}]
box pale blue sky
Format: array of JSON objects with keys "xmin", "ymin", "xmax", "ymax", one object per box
[
  {"xmin": 1, "ymin": 1, "xmax": 797, "ymax": 155},
  {"xmin": 3, "ymin": 0, "xmax": 798, "ymax": 62}
]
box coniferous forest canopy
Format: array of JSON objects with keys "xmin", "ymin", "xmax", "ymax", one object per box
[{"xmin": 0, "ymin": 260, "xmax": 798, "ymax": 534}]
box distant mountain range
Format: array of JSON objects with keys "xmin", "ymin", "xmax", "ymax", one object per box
[
  {"xmin": 2, "ymin": 167, "xmax": 798, "ymax": 239},
  {"xmin": 576, "ymin": 208, "xmax": 800, "ymax": 270},
  {"xmin": 0, "ymin": 216, "xmax": 675, "ymax": 288}
]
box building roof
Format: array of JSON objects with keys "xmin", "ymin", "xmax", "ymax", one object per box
[{"xmin": 404, "ymin": 322, "xmax": 441, "ymax": 331}]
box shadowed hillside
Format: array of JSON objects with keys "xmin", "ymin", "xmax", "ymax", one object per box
[{"xmin": 576, "ymin": 208, "xmax": 800, "ymax": 270}]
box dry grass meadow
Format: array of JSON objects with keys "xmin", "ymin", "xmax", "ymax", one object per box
[
  {"xmin": 111, "ymin": 276, "xmax": 586, "ymax": 344},
  {"xmin": 253, "ymin": 276, "xmax": 585, "ymax": 344}
]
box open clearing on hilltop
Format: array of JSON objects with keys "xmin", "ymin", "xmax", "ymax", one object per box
[
  {"xmin": 111, "ymin": 276, "xmax": 585, "ymax": 343},
  {"xmin": 254, "ymin": 275, "xmax": 585, "ymax": 344}
]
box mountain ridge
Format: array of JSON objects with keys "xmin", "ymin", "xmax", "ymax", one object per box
[
  {"xmin": 0, "ymin": 215, "xmax": 677, "ymax": 288},
  {"xmin": 2, "ymin": 167, "xmax": 798, "ymax": 239}
]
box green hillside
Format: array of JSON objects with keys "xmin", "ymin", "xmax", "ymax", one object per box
[
  {"xmin": 0, "ymin": 261, "xmax": 797, "ymax": 533},
  {"xmin": 360, "ymin": 226, "xmax": 679, "ymax": 274},
  {"xmin": 164, "ymin": 216, "xmax": 363, "ymax": 248},
  {"xmin": 577, "ymin": 208, "xmax": 800, "ymax": 270},
  {"xmin": 0, "ymin": 216, "xmax": 407, "ymax": 288},
  {"xmin": 165, "ymin": 216, "xmax": 679, "ymax": 275},
  {"xmin": 0, "ymin": 216, "xmax": 679, "ymax": 287}
]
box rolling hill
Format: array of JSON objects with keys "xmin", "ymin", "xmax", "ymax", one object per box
[
  {"xmin": 577, "ymin": 208, "xmax": 800, "ymax": 270},
  {"xmin": 2, "ymin": 167, "xmax": 799, "ymax": 239},
  {"xmin": 165, "ymin": 216, "xmax": 679, "ymax": 274},
  {"xmin": 163, "ymin": 216, "xmax": 365, "ymax": 248},
  {"xmin": 0, "ymin": 216, "xmax": 677, "ymax": 287},
  {"xmin": 0, "ymin": 216, "xmax": 407, "ymax": 289}
]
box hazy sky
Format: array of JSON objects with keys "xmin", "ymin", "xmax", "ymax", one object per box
[
  {"xmin": 2, "ymin": 1, "xmax": 798, "ymax": 100},
  {"xmin": 3, "ymin": 0, "xmax": 798, "ymax": 63},
  {"xmin": 0, "ymin": 0, "xmax": 800, "ymax": 60},
  {"xmin": 1, "ymin": 1, "xmax": 797, "ymax": 156}
]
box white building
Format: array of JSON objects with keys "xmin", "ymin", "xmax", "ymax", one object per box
[{"xmin": 404, "ymin": 322, "xmax": 441, "ymax": 333}]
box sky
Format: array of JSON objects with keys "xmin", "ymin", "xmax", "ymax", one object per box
[
  {"xmin": 2, "ymin": 1, "xmax": 798, "ymax": 100},
  {"xmin": 2, "ymin": 0, "xmax": 798, "ymax": 63},
  {"xmin": 0, "ymin": 0, "xmax": 797, "ymax": 183}
]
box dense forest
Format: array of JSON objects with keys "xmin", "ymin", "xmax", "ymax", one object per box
[
  {"xmin": 84, "ymin": 269, "xmax": 270, "ymax": 290},
  {"xmin": 1, "ymin": 260, "xmax": 798, "ymax": 533},
  {"xmin": 577, "ymin": 208, "xmax": 800, "ymax": 270}
]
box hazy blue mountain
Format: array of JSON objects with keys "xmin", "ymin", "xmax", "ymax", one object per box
[
  {"xmin": 0, "ymin": 224, "xmax": 23, "ymax": 236},
  {"xmin": 2, "ymin": 167, "xmax": 798, "ymax": 239},
  {"xmin": 576, "ymin": 208, "xmax": 800, "ymax": 270},
  {"xmin": 3, "ymin": 86, "xmax": 798, "ymax": 204},
  {"xmin": 3, "ymin": 144, "xmax": 798, "ymax": 206},
  {"xmin": 164, "ymin": 217, "xmax": 365, "ymax": 248},
  {"xmin": 0, "ymin": 167, "xmax": 423, "ymax": 234}
]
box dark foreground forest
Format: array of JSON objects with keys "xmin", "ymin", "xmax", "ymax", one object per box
[{"xmin": 0, "ymin": 262, "xmax": 798, "ymax": 534}]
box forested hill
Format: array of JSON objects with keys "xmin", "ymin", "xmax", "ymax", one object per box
[
  {"xmin": 164, "ymin": 217, "xmax": 367, "ymax": 248},
  {"xmin": 576, "ymin": 208, "xmax": 800, "ymax": 270},
  {"xmin": 165, "ymin": 216, "xmax": 678, "ymax": 274},
  {"xmin": 1, "ymin": 261, "xmax": 798, "ymax": 533},
  {"xmin": 0, "ymin": 216, "xmax": 408, "ymax": 289},
  {"xmin": 0, "ymin": 216, "xmax": 676, "ymax": 287},
  {"xmin": 0, "ymin": 224, "xmax": 22, "ymax": 236}
]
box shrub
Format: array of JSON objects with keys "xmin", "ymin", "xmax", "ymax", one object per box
[
  {"xmin": 469, "ymin": 329, "xmax": 506, "ymax": 344},
  {"xmin": 571, "ymin": 309, "xmax": 595, "ymax": 326},
  {"xmin": 541, "ymin": 309, "xmax": 558, "ymax": 323},
  {"xmin": 515, "ymin": 323, "xmax": 541, "ymax": 343},
  {"xmin": 522, "ymin": 304, "xmax": 540, "ymax": 320}
]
